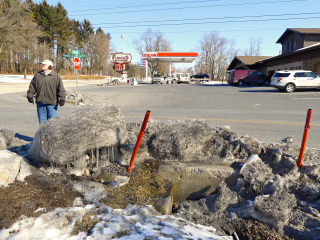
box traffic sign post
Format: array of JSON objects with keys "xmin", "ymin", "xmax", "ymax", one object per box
[
  {"xmin": 65, "ymin": 51, "xmax": 86, "ymax": 98},
  {"xmin": 73, "ymin": 57, "xmax": 80, "ymax": 70},
  {"xmin": 73, "ymin": 57, "xmax": 80, "ymax": 98},
  {"xmin": 66, "ymin": 54, "xmax": 77, "ymax": 58}
]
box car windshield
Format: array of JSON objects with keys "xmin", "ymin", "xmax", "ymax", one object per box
[
  {"xmin": 273, "ymin": 73, "xmax": 290, "ymax": 77},
  {"xmin": 153, "ymin": 74, "xmax": 162, "ymax": 77}
]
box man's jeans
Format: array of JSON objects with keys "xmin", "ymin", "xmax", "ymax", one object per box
[{"xmin": 36, "ymin": 103, "xmax": 58, "ymax": 124}]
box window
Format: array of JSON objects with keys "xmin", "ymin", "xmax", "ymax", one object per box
[
  {"xmin": 294, "ymin": 72, "xmax": 306, "ymax": 77},
  {"xmin": 306, "ymin": 72, "xmax": 317, "ymax": 78},
  {"xmin": 257, "ymin": 71, "xmax": 263, "ymax": 76},
  {"xmin": 273, "ymin": 73, "xmax": 290, "ymax": 77},
  {"xmin": 292, "ymin": 41, "xmax": 296, "ymax": 50},
  {"xmin": 287, "ymin": 41, "xmax": 296, "ymax": 51}
]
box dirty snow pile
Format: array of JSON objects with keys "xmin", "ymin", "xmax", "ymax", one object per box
[{"xmin": 0, "ymin": 202, "xmax": 231, "ymax": 240}]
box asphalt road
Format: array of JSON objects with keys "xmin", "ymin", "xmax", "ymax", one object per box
[{"xmin": 1, "ymin": 81, "xmax": 320, "ymax": 149}]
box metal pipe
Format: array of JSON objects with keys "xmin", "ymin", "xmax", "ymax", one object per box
[
  {"xmin": 297, "ymin": 109, "xmax": 312, "ymax": 168},
  {"xmin": 128, "ymin": 110, "xmax": 151, "ymax": 172}
]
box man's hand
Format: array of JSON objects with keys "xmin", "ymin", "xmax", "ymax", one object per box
[
  {"xmin": 27, "ymin": 97, "xmax": 34, "ymax": 104},
  {"xmin": 59, "ymin": 100, "xmax": 65, "ymax": 106}
]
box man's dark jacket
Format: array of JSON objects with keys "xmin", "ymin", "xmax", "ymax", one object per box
[{"xmin": 27, "ymin": 71, "xmax": 66, "ymax": 105}]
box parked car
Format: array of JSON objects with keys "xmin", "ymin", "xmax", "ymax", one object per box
[
  {"xmin": 270, "ymin": 70, "xmax": 320, "ymax": 92},
  {"xmin": 228, "ymin": 70, "xmax": 270, "ymax": 86},
  {"xmin": 177, "ymin": 73, "xmax": 190, "ymax": 84},
  {"xmin": 190, "ymin": 73, "xmax": 210, "ymax": 82},
  {"xmin": 152, "ymin": 74, "xmax": 165, "ymax": 84}
]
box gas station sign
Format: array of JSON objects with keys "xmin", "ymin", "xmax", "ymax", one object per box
[{"xmin": 111, "ymin": 53, "xmax": 132, "ymax": 64}]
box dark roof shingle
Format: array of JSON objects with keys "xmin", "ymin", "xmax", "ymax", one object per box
[{"xmin": 277, "ymin": 28, "xmax": 320, "ymax": 43}]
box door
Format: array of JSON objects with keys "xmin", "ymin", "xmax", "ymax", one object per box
[
  {"xmin": 293, "ymin": 72, "xmax": 308, "ymax": 88},
  {"xmin": 305, "ymin": 72, "xmax": 320, "ymax": 88}
]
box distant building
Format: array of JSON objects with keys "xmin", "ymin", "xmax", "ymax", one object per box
[
  {"xmin": 227, "ymin": 56, "xmax": 272, "ymax": 71},
  {"xmin": 228, "ymin": 28, "xmax": 320, "ymax": 76}
]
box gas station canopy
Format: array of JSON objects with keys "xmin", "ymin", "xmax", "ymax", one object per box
[{"xmin": 143, "ymin": 52, "xmax": 198, "ymax": 63}]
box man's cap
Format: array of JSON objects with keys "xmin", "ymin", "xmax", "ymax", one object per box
[{"xmin": 41, "ymin": 60, "xmax": 53, "ymax": 66}]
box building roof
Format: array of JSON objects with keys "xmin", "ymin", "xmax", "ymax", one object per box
[
  {"xmin": 276, "ymin": 28, "xmax": 320, "ymax": 43},
  {"xmin": 227, "ymin": 56, "xmax": 272, "ymax": 70},
  {"xmin": 235, "ymin": 56, "xmax": 272, "ymax": 65}
]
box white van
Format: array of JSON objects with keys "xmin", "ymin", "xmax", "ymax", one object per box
[{"xmin": 177, "ymin": 73, "xmax": 190, "ymax": 84}]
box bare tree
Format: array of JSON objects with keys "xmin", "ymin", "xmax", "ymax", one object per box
[
  {"xmin": 133, "ymin": 28, "xmax": 172, "ymax": 75},
  {"xmin": 243, "ymin": 37, "xmax": 262, "ymax": 56},
  {"xmin": 195, "ymin": 31, "xmax": 237, "ymax": 80},
  {"xmin": 87, "ymin": 29, "xmax": 111, "ymax": 75}
]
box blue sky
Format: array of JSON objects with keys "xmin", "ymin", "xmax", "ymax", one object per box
[{"xmin": 34, "ymin": 0, "xmax": 320, "ymax": 68}]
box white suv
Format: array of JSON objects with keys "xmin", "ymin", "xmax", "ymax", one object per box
[{"xmin": 270, "ymin": 70, "xmax": 320, "ymax": 92}]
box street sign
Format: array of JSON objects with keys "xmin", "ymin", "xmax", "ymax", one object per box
[
  {"xmin": 79, "ymin": 54, "xmax": 86, "ymax": 58},
  {"xmin": 72, "ymin": 50, "xmax": 79, "ymax": 54},
  {"xmin": 73, "ymin": 57, "xmax": 80, "ymax": 71},
  {"xmin": 66, "ymin": 54, "xmax": 77, "ymax": 58}
]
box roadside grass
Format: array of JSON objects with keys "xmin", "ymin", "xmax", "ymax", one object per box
[{"xmin": 61, "ymin": 74, "xmax": 107, "ymax": 80}]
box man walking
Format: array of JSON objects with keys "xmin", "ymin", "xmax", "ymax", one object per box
[{"xmin": 27, "ymin": 60, "xmax": 66, "ymax": 124}]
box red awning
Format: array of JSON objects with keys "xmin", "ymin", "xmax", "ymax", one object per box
[{"xmin": 143, "ymin": 52, "xmax": 198, "ymax": 63}]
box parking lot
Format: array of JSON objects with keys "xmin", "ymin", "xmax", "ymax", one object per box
[{"xmin": 1, "ymin": 81, "xmax": 320, "ymax": 149}]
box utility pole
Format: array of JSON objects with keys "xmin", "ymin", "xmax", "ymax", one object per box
[{"xmin": 121, "ymin": 34, "xmax": 124, "ymax": 52}]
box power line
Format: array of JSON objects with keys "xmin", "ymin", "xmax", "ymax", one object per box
[
  {"xmin": 97, "ymin": 15, "xmax": 320, "ymax": 29},
  {"xmin": 67, "ymin": 0, "xmax": 223, "ymax": 12},
  {"xmin": 108, "ymin": 28, "xmax": 285, "ymax": 34},
  {"xmin": 94, "ymin": 12, "xmax": 320, "ymax": 27},
  {"xmin": 69, "ymin": 0, "xmax": 306, "ymax": 17}
]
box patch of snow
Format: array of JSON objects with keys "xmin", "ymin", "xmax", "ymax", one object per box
[{"xmin": 0, "ymin": 204, "xmax": 232, "ymax": 240}]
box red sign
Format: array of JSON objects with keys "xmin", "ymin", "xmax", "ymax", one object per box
[
  {"xmin": 143, "ymin": 52, "xmax": 157, "ymax": 58},
  {"xmin": 111, "ymin": 53, "xmax": 132, "ymax": 64},
  {"xmin": 73, "ymin": 57, "xmax": 80, "ymax": 70}
]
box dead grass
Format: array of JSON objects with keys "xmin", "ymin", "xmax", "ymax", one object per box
[
  {"xmin": 0, "ymin": 174, "xmax": 83, "ymax": 229},
  {"xmin": 61, "ymin": 74, "xmax": 107, "ymax": 80},
  {"xmin": 0, "ymin": 158, "xmax": 294, "ymax": 239},
  {"xmin": 71, "ymin": 211, "xmax": 100, "ymax": 236},
  {"xmin": 66, "ymin": 160, "xmax": 171, "ymax": 236},
  {"xmin": 102, "ymin": 160, "xmax": 171, "ymax": 214},
  {"xmin": 230, "ymin": 218, "xmax": 294, "ymax": 240}
]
